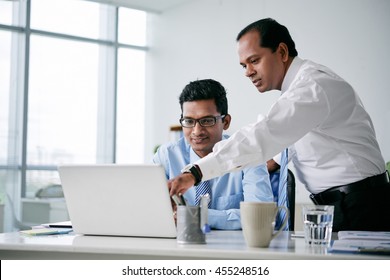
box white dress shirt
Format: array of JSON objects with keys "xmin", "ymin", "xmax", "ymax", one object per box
[{"xmin": 195, "ymin": 57, "xmax": 385, "ymax": 194}]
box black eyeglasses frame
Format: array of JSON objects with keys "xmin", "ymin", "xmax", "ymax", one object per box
[{"xmin": 179, "ymin": 115, "xmax": 226, "ymax": 128}]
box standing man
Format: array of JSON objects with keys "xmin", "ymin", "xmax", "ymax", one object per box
[
  {"xmin": 169, "ymin": 18, "xmax": 390, "ymax": 231},
  {"xmin": 154, "ymin": 79, "xmax": 273, "ymax": 230}
]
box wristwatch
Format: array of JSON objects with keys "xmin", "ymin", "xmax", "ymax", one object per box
[{"xmin": 181, "ymin": 164, "xmax": 202, "ymax": 186}]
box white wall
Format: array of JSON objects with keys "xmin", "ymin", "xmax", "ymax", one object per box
[{"xmin": 145, "ymin": 0, "xmax": 390, "ymax": 204}]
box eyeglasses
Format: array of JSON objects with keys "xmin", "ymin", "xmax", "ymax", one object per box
[{"xmin": 179, "ymin": 115, "xmax": 225, "ymax": 128}]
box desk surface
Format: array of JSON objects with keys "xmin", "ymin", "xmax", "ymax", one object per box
[{"xmin": 0, "ymin": 230, "xmax": 388, "ymax": 260}]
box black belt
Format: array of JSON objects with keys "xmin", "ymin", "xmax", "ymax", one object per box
[{"xmin": 310, "ymin": 172, "xmax": 390, "ymax": 205}]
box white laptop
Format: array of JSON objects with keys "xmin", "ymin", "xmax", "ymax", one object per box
[{"xmin": 58, "ymin": 164, "xmax": 177, "ymax": 238}]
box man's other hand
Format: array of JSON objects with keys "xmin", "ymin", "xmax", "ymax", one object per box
[{"xmin": 168, "ymin": 173, "xmax": 195, "ymax": 196}]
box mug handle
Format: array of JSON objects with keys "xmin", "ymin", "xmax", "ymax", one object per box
[{"xmin": 272, "ymin": 205, "xmax": 290, "ymax": 239}]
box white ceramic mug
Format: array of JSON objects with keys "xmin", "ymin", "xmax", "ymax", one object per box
[{"xmin": 240, "ymin": 201, "xmax": 289, "ymax": 247}]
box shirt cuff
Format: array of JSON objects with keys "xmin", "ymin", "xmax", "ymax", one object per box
[
  {"xmin": 273, "ymin": 152, "xmax": 282, "ymax": 165},
  {"xmin": 195, "ymin": 154, "xmax": 222, "ymax": 181}
]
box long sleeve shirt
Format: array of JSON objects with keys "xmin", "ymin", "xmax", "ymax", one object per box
[
  {"xmin": 153, "ymin": 135, "xmax": 273, "ymax": 230},
  {"xmin": 194, "ymin": 57, "xmax": 385, "ymax": 194}
]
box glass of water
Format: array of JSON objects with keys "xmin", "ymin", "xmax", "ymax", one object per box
[{"xmin": 302, "ymin": 205, "xmax": 334, "ymax": 246}]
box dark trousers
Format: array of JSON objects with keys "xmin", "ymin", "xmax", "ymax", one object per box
[{"xmin": 310, "ymin": 172, "xmax": 390, "ymax": 232}]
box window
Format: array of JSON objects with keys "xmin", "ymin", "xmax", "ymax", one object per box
[
  {"xmin": 31, "ymin": 0, "xmax": 103, "ymax": 40},
  {"xmin": 116, "ymin": 48, "xmax": 146, "ymax": 163},
  {"xmin": 0, "ymin": 1, "xmax": 16, "ymax": 26},
  {"xmin": 0, "ymin": 30, "xmax": 12, "ymax": 205},
  {"xmin": 26, "ymin": 35, "xmax": 100, "ymax": 196},
  {"xmin": 0, "ymin": 0, "xmax": 147, "ymax": 231},
  {"xmin": 0, "ymin": 30, "xmax": 12, "ymax": 167},
  {"xmin": 118, "ymin": 8, "xmax": 147, "ymax": 46}
]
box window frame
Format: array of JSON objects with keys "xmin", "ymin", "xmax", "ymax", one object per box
[{"xmin": 0, "ymin": 0, "xmax": 148, "ymax": 231}]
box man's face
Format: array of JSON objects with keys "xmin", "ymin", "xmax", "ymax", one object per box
[
  {"xmin": 238, "ymin": 30, "xmax": 286, "ymax": 93},
  {"xmin": 182, "ymin": 99, "xmax": 230, "ymax": 158}
]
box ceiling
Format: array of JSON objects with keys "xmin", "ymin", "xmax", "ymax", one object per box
[{"xmin": 90, "ymin": 0, "xmax": 198, "ymax": 13}]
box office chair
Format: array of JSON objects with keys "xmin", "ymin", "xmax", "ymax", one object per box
[{"xmin": 269, "ymin": 169, "xmax": 296, "ymax": 231}]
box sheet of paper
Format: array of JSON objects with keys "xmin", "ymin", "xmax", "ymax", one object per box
[
  {"xmin": 20, "ymin": 228, "xmax": 73, "ymax": 236},
  {"xmin": 332, "ymin": 239, "xmax": 390, "ymax": 254},
  {"xmin": 338, "ymin": 231, "xmax": 390, "ymax": 240}
]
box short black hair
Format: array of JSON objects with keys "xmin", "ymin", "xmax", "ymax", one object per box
[
  {"xmin": 179, "ymin": 79, "xmax": 228, "ymax": 118},
  {"xmin": 236, "ymin": 18, "xmax": 298, "ymax": 57}
]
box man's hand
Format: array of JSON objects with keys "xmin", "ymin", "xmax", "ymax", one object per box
[
  {"xmin": 168, "ymin": 173, "xmax": 195, "ymax": 196},
  {"xmin": 267, "ymin": 159, "xmax": 280, "ymax": 173}
]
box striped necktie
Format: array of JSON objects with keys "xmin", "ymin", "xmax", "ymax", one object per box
[
  {"xmin": 195, "ymin": 180, "xmax": 211, "ymax": 208},
  {"xmin": 275, "ymin": 148, "xmax": 290, "ymax": 230}
]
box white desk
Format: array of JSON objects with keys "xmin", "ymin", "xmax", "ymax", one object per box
[{"xmin": 0, "ymin": 230, "xmax": 389, "ymax": 260}]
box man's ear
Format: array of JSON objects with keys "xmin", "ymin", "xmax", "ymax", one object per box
[
  {"xmin": 223, "ymin": 114, "xmax": 231, "ymax": 130},
  {"xmin": 278, "ymin": 43, "xmax": 289, "ymax": 62}
]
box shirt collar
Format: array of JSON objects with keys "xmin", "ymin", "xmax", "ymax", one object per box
[
  {"xmin": 189, "ymin": 148, "xmax": 201, "ymax": 163},
  {"xmin": 281, "ymin": 56, "xmax": 303, "ymax": 93}
]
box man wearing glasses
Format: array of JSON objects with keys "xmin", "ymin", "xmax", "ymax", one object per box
[{"xmin": 153, "ymin": 79, "xmax": 273, "ymax": 230}]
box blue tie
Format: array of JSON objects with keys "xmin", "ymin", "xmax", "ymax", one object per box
[
  {"xmin": 195, "ymin": 180, "xmax": 211, "ymax": 208},
  {"xmin": 275, "ymin": 149, "xmax": 290, "ymax": 230}
]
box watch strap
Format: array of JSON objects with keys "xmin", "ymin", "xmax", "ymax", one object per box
[{"xmin": 182, "ymin": 164, "xmax": 202, "ymax": 186}]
